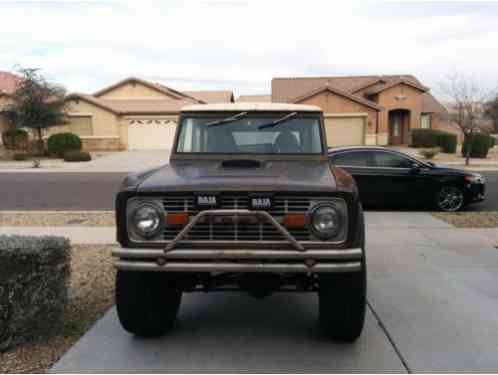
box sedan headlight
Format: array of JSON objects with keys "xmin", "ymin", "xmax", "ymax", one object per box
[
  {"xmin": 130, "ymin": 203, "xmax": 164, "ymax": 239},
  {"xmin": 307, "ymin": 201, "xmax": 347, "ymax": 240},
  {"xmin": 464, "ymin": 174, "xmax": 485, "ymax": 184}
]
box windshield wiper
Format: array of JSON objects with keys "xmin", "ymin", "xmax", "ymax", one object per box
[
  {"xmin": 258, "ymin": 112, "xmax": 298, "ymax": 129},
  {"xmin": 206, "ymin": 112, "xmax": 247, "ymax": 127}
]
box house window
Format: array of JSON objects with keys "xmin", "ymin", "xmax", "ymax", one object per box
[
  {"xmin": 69, "ymin": 116, "xmax": 93, "ymax": 136},
  {"xmin": 421, "ymin": 114, "xmax": 431, "ymax": 129}
]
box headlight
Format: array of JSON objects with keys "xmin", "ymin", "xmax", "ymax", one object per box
[
  {"xmin": 131, "ymin": 203, "xmax": 163, "ymax": 238},
  {"xmin": 464, "ymin": 174, "xmax": 485, "ymax": 184},
  {"xmin": 308, "ymin": 202, "xmax": 345, "ymax": 240}
]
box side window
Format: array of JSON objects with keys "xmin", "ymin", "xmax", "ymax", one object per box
[
  {"xmin": 372, "ymin": 151, "xmax": 412, "ymax": 168},
  {"xmin": 330, "ymin": 151, "xmax": 371, "ymax": 167}
]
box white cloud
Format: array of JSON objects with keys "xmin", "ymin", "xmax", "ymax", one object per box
[{"xmin": 0, "ymin": 0, "xmax": 497, "ymax": 96}]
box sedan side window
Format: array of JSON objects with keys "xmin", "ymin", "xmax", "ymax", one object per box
[
  {"xmin": 330, "ymin": 151, "xmax": 371, "ymax": 167},
  {"xmin": 372, "ymin": 151, "xmax": 412, "ymax": 168}
]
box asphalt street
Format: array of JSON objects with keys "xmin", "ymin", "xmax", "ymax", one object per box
[{"xmin": 0, "ymin": 171, "xmax": 497, "ymax": 211}]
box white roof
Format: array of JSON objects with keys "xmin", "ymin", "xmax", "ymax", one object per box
[{"xmin": 181, "ymin": 102, "xmax": 322, "ymax": 112}]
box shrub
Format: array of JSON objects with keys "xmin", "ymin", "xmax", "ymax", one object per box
[
  {"xmin": 411, "ymin": 129, "xmax": 440, "ymax": 148},
  {"xmin": 490, "ymin": 136, "xmax": 496, "ymax": 148},
  {"xmin": 63, "ymin": 150, "xmax": 91, "ymax": 162},
  {"xmin": 47, "ymin": 133, "xmax": 82, "ymax": 158},
  {"xmin": 13, "ymin": 153, "xmax": 30, "ymax": 161},
  {"xmin": 437, "ymin": 132, "xmax": 457, "ymax": 153},
  {"xmin": 0, "ymin": 235, "xmax": 71, "ymax": 350},
  {"xmin": 462, "ymin": 133, "xmax": 492, "ymax": 158},
  {"xmin": 411, "ymin": 129, "xmax": 457, "ymax": 153},
  {"xmin": 418, "ymin": 147, "xmax": 440, "ymax": 160},
  {"xmin": 1, "ymin": 129, "xmax": 29, "ymax": 150}
]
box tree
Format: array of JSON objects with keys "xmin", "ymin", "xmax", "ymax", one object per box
[
  {"xmin": 5, "ymin": 67, "xmax": 67, "ymax": 156},
  {"xmin": 439, "ymin": 74, "xmax": 492, "ymax": 166},
  {"xmin": 485, "ymin": 96, "xmax": 498, "ymax": 134}
]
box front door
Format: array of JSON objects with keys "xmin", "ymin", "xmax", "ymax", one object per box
[{"xmin": 389, "ymin": 114, "xmax": 403, "ymax": 145}]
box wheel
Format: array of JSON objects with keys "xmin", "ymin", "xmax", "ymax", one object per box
[
  {"xmin": 318, "ymin": 266, "xmax": 366, "ymax": 342},
  {"xmin": 435, "ymin": 185, "xmax": 465, "ymax": 212},
  {"xmin": 116, "ymin": 271, "xmax": 182, "ymax": 337}
]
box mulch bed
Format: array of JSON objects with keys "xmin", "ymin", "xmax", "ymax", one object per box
[
  {"xmin": 0, "ymin": 245, "xmax": 115, "ymax": 373},
  {"xmin": 432, "ymin": 212, "xmax": 498, "ymax": 228}
]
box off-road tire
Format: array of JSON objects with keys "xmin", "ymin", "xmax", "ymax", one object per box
[
  {"xmin": 318, "ymin": 267, "xmax": 366, "ymax": 342},
  {"xmin": 116, "ymin": 271, "xmax": 182, "ymax": 337}
]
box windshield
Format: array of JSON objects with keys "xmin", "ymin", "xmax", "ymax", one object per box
[{"xmin": 176, "ymin": 114, "xmax": 323, "ymax": 154}]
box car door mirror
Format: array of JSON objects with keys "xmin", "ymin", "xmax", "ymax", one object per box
[{"xmin": 410, "ymin": 162, "xmax": 421, "ymax": 173}]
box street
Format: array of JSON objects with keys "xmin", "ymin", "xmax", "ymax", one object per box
[{"xmin": 1, "ymin": 171, "xmax": 497, "ymax": 211}]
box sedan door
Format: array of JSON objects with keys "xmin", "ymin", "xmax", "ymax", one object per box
[
  {"xmin": 369, "ymin": 151, "xmax": 435, "ymax": 208},
  {"xmin": 328, "ymin": 151, "xmax": 379, "ymax": 207}
]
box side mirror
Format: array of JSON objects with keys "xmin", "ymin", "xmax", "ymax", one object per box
[{"xmin": 410, "ymin": 162, "xmax": 421, "ymax": 173}]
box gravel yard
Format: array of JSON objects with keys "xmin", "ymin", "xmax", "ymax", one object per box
[
  {"xmin": 0, "ymin": 245, "xmax": 115, "ymax": 373},
  {"xmin": 0, "ymin": 212, "xmax": 115, "ymax": 227},
  {"xmin": 432, "ymin": 211, "xmax": 498, "ymax": 228}
]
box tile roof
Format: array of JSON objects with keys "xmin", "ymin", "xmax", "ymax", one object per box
[
  {"xmin": 66, "ymin": 93, "xmax": 194, "ymax": 115},
  {"xmin": 272, "ymin": 74, "xmax": 425, "ymax": 102},
  {"xmin": 421, "ymin": 92, "xmax": 447, "ymax": 114},
  {"xmin": 184, "ymin": 90, "xmax": 234, "ymax": 103},
  {"xmin": 290, "ymin": 84, "xmax": 383, "ymax": 111},
  {"xmin": 0, "ymin": 71, "xmax": 22, "ymax": 96},
  {"xmin": 236, "ymin": 94, "xmax": 271, "ymax": 102}
]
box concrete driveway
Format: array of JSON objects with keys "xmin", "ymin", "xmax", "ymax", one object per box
[{"xmin": 51, "ymin": 213, "xmax": 498, "ymax": 372}]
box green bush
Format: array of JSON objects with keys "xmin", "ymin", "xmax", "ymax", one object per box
[
  {"xmin": 0, "ymin": 235, "xmax": 71, "ymax": 350},
  {"xmin": 462, "ymin": 133, "xmax": 492, "ymax": 158},
  {"xmin": 490, "ymin": 136, "xmax": 496, "ymax": 148},
  {"xmin": 1, "ymin": 129, "xmax": 29, "ymax": 150},
  {"xmin": 411, "ymin": 129, "xmax": 440, "ymax": 148},
  {"xmin": 47, "ymin": 133, "xmax": 82, "ymax": 158},
  {"xmin": 418, "ymin": 147, "xmax": 440, "ymax": 160},
  {"xmin": 63, "ymin": 150, "xmax": 91, "ymax": 162},
  {"xmin": 13, "ymin": 153, "xmax": 30, "ymax": 161},
  {"xmin": 411, "ymin": 129, "xmax": 457, "ymax": 153},
  {"xmin": 438, "ymin": 132, "xmax": 457, "ymax": 153}
]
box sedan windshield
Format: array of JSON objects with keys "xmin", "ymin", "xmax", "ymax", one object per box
[{"xmin": 176, "ymin": 114, "xmax": 323, "ymax": 154}]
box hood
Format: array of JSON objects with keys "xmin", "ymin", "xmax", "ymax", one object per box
[
  {"xmin": 133, "ymin": 159, "xmax": 338, "ymax": 193},
  {"xmin": 428, "ymin": 163, "xmax": 476, "ymax": 176}
]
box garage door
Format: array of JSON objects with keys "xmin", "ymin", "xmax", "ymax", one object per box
[
  {"xmin": 324, "ymin": 116, "xmax": 365, "ymax": 147},
  {"xmin": 127, "ymin": 119, "xmax": 177, "ymax": 150}
]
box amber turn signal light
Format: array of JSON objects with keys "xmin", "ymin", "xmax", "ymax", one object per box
[
  {"xmin": 283, "ymin": 213, "xmax": 306, "ymax": 228},
  {"xmin": 166, "ymin": 213, "xmax": 188, "ymax": 226}
]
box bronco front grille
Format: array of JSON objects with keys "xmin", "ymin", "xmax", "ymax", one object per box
[{"xmin": 160, "ymin": 194, "xmax": 337, "ymax": 242}]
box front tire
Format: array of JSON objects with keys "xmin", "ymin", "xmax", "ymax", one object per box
[
  {"xmin": 435, "ymin": 185, "xmax": 465, "ymax": 212},
  {"xmin": 318, "ymin": 267, "xmax": 366, "ymax": 342},
  {"xmin": 116, "ymin": 271, "xmax": 182, "ymax": 337}
]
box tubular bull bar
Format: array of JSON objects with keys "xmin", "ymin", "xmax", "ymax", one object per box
[{"xmin": 113, "ymin": 209, "xmax": 363, "ymax": 274}]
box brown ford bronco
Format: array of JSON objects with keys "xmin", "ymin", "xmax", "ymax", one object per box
[{"xmin": 113, "ymin": 103, "xmax": 366, "ymax": 341}]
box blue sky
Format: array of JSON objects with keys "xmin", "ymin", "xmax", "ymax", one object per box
[{"xmin": 1, "ymin": 0, "xmax": 497, "ymax": 97}]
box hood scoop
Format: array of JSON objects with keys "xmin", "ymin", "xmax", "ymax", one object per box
[{"xmin": 220, "ymin": 159, "xmax": 262, "ymax": 169}]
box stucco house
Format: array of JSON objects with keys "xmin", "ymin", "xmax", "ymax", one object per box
[
  {"xmin": 60, "ymin": 77, "xmax": 234, "ymax": 150},
  {"xmin": 0, "ymin": 71, "xmax": 22, "ymax": 144},
  {"xmin": 271, "ymin": 75, "xmax": 460, "ymax": 147}
]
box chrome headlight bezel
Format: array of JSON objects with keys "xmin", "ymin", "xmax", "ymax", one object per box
[
  {"xmin": 306, "ymin": 199, "xmax": 348, "ymax": 241},
  {"xmin": 127, "ymin": 199, "xmax": 164, "ymax": 240}
]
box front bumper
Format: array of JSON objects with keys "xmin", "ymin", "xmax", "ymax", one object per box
[
  {"xmin": 112, "ymin": 247, "xmax": 363, "ymax": 273},
  {"xmin": 114, "ymin": 208, "xmax": 363, "ymax": 274},
  {"xmin": 466, "ymin": 182, "xmax": 485, "ymax": 203}
]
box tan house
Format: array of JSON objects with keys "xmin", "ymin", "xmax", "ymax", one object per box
[
  {"xmin": 237, "ymin": 94, "xmax": 271, "ymax": 102},
  {"xmin": 0, "ymin": 71, "xmax": 22, "ymax": 144},
  {"xmin": 272, "ymin": 75, "xmax": 460, "ymax": 147},
  {"xmin": 58, "ymin": 77, "xmax": 234, "ymax": 151}
]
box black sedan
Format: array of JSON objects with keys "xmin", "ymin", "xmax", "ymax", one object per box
[{"xmin": 328, "ymin": 146, "xmax": 485, "ymax": 212}]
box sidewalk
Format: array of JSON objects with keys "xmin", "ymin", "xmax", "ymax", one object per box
[{"xmin": 0, "ymin": 226, "xmax": 116, "ymax": 244}]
